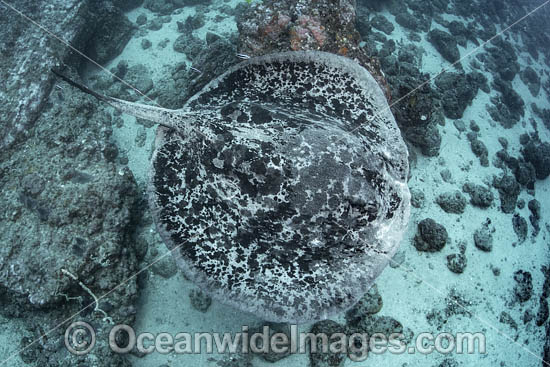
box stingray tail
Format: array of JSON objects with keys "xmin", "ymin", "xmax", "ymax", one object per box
[{"xmin": 51, "ymin": 69, "xmax": 179, "ymax": 127}]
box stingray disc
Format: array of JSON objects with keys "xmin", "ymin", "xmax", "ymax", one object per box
[{"xmin": 149, "ymin": 51, "xmax": 410, "ymax": 323}]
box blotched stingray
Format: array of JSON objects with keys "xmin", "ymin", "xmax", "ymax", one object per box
[{"xmin": 54, "ymin": 51, "xmax": 410, "ymax": 323}]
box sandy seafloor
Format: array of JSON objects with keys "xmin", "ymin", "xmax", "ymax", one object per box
[
  {"xmin": 12, "ymin": 1, "xmax": 545, "ymax": 366},
  {"xmin": 92, "ymin": 2, "xmax": 549, "ymax": 367}
]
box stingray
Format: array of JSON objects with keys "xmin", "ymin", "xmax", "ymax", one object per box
[{"xmin": 53, "ymin": 51, "xmax": 410, "ymax": 323}]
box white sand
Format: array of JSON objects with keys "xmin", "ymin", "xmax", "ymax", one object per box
[
  {"xmin": 112, "ymin": 3, "xmax": 550, "ymax": 367},
  {"xmin": 2, "ymin": 1, "xmax": 548, "ymax": 366}
]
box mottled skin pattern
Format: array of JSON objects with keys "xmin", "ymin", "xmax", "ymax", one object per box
[
  {"xmin": 149, "ymin": 52, "xmax": 410, "ymax": 322},
  {"xmin": 55, "ymin": 52, "xmax": 409, "ymax": 323}
]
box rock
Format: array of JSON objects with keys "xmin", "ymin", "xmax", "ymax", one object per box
[
  {"xmin": 440, "ymin": 169, "xmax": 453, "ymax": 183},
  {"xmin": 217, "ymin": 353, "xmax": 253, "ymax": 367},
  {"xmin": 371, "ymin": 15, "xmax": 394, "ymax": 34},
  {"xmin": 528, "ymin": 199, "xmax": 541, "ymax": 237},
  {"xmin": 488, "ymin": 77, "xmax": 525, "ymax": 128},
  {"xmin": 513, "ymin": 270, "xmax": 533, "ymax": 303},
  {"xmin": 172, "ymin": 37, "xmax": 237, "ymax": 104},
  {"xmin": 447, "ymin": 253, "xmax": 467, "ymax": 274},
  {"xmin": 512, "ymin": 214, "xmax": 528, "ymax": 243},
  {"xmin": 151, "ymin": 253, "xmax": 178, "ymax": 278},
  {"xmin": 173, "ymin": 34, "xmax": 205, "ymax": 60},
  {"xmin": 453, "ymin": 120, "xmax": 466, "ymax": 132},
  {"xmin": 144, "ymin": 0, "xmax": 207, "ymax": 14},
  {"xmin": 389, "ymin": 74, "xmax": 442, "ymax": 156},
  {"xmin": 467, "ymin": 134, "xmax": 489, "ymax": 167},
  {"xmin": 237, "ymin": 0, "xmax": 389, "ymax": 101},
  {"xmin": 522, "ymin": 140, "xmax": 550, "ymax": 180},
  {"xmin": 520, "ymin": 134, "xmax": 532, "ymax": 146},
  {"xmin": 414, "ymin": 218, "xmax": 448, "ymax": 252},
  {"xmin": 148, "ymin": 17, "xmax": 164, "ymax": 30},
  {"xmin": 523, "ymin": 309, "xmax": 535, "ymax": 324},
  {"xmin": 462, "ymin": 183, "xmax": 493, "ymax": 208},
  {"xmin": 309, "ymin": 320, "xmax": 348, "ymax": 367},
  {"xmin": 158, "ymin": 38, "xmax": 170, "ymax": 49},
  {"xmin": 473, "ymin": 219, "xmax": 494, "ymax": 252},
  {"xmin": 498, "ymin": 137, "xmax": 509, "ymax": 149},
  {"xmin": 189, "ymin": 289, "xmax": 212, "ymax": 312},
  {"xmin": 112, "ymin": 0, "xmax": 144, "ymax": 11},
  {"xmin": 21, "ymin": 173, "xmax": 46, "ymax": 197},
  {"xmin": 122, "ymin": 64, "xmax": 154, "ymax": 94},
  {"xmin": 484, "ymin": 37, "xmax": 520, "ymax": 81},
  {"xmin": 0, "ymin": 66, "xmax": 140, "ymax": 365},
  {"xmin": 528, "ymin": 199, "xmax": 541, "ymax": 220},
  {"xmin": 371, "ymin": 38, "xmax": 442, "ymax": 157},
  {"xmin": 438, "ymin": 358, "xmax": 459, "ymax": 367},
  {"xmin": 408, "ymin": 32, "xmax": 421, "ymax": 42},
  {"xmin": 345, "ymin": 284, "xmax": 383, "ymax": 322},
  {"xmin": 493, "ymin": 174, "xmax": 520, "ymax": 214},
  {"xmin": 436, "ymin": 72, "xmax": 486, "ymax": 119},
  {"xmin": 499, "ymin": 311, "xmax": 518, "ymax": 331},
  {"xmin": 136, "ymin": 13, "xmax": 148, "ymax": 25},
  {"xmin": 135, "ymin": 127, "xmax": 146, "ymax": 147},
  {"xmin": 252, "ymin": 322, "xmax": 291, "ymax": 362},
  {"xmin": 410, "ymin": 188, "xmax": 425, "ymax": 208},
  {"xmin": 428, "ymin": 29, "xmax": 460, "ymax": 65},
  {"xmin": 141, "ymin": 38, "xmax": 152, "ymax": 49},
  {"xmin": 205, "ymin": 31, "xmax": 222, "ymax": 45},
  {"xmin": 88, "ymin": 3, "xmax": 136, "ymax": 64},
  {"xmin": 0, "ymin": 1, "xmax": 91, "ymax": 150},
  {"xmin": 184, "ymin": 13, "xmax": 206, "ymax": 30},
  {"xmin": 114, "ymin": 59, "xmax": 129, "ymax": 79},
  {"xmin": 154, "ymin": 77, "xmax": 180, "ymax": 109},
  {"xmin": 514, "ymin": 161, "xmax": 536, "ymax": 189},
  {"xmin": 542, "ymin": 266, "xmax": 550, "ymax": 299},
  {"xmin": 347, "ymin": 314, "xmax": 410, "ymax": 361},
  {"xmin": 395, "ymin": 12, "xmax": 421, "ymax": 31},
  {"xmin": 352, "ymin": 314, "xmax": 404, "ymax": 337},
  {"xmin": 536, "ymin": 297, "xmax": 549, "ymax": 326},
  {"xmin": 436, "ymin": 191, "xmax": 467, "ymax": 214},
  {"xmin": 447, "ymin": 20, "xmax": 476, "ymax": 47},
  {"xmin": 531, "ymin": 104, "xmax": 550, "ymax": 131},
  {"xmin": 520, "ymin": 66, "xmax": 541, "ymax": 97}
]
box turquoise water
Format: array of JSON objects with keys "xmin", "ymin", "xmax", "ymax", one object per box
[{"xmin": 0, "ymin": 0, "xmax": 549, "ymax": 366}]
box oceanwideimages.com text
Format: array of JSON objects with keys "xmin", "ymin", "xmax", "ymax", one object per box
[{"xmin": 65, "ymin": 322, "xmax": 487, "ymax": 360}]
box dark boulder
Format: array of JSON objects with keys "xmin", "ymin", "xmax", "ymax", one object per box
[
  {"xmin": 435, "ymin": 72, "xmax": 486, "ymax": 119},
  {"xmin": 414, "ymin": 218, "xmax": 448, "ymax": 252},
  {"xmin": 474, "ymin": 219, "xmax": 494, "ymax": 252},
  {"xmin": 520, "ymin": 66, "xmax": 541, "ymax": 97},
  {"xmin": 436, "ymin": 191, "xmax": 468, "ymax": 214},
  {"xmin": 493, "ymin": 175, "xmax": 520, "ymax": 214},
  {"xmin": 447, "ymin": 253, "xmax": 467, "ymax": 274},
  {"xmin": 512, "ymin": 214, "xmax": 528, "ymax": 243},
  {"xmin": 428, "ymin": 29, "xmax": 460, "ymax": 65},
  {"xmin": 467, "ymin": 133, "xmax": 489, "ymax": 167},
  {"xmin": 522, "ymin": 141, "xmax": 550, "ymax": 180},
  {"xmin": 462, "ymin": 183, "xmax": 493, "ymax": 208},
  {"xmin": 112, "ymin": 0, "xmax": 144, "ymax": 11},
  {"xmin": 87, "ymin": 3, "xmax": 136, "ymax": 64},
  {"xmin": 371, "ymin": 14, "xmax": 394, "ymax": 34},
  {"xmin": 513, "ymin": 270, "xmax": 533, "ymax": 303}
]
